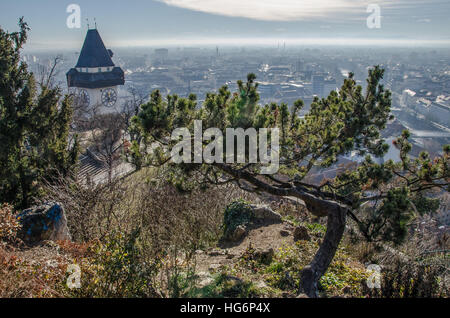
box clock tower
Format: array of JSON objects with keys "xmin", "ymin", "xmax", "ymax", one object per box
[{"xmin": 67, "ymin": 28, "xmax": 124, "ymax": 109}]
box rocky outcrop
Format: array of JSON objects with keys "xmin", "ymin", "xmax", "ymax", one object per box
[
  {"xmin": 16, "ymin": 202, "xmax": 71, "ymax": 243},
  {"xmin": 222, "ymin": 203, "xmax": 282, "ymax": 243},
  {"xmin": 230, "ymin": 225, "xmax": 247, "ymax": 242},
  {"xmin": 251, "ymin": 205, "xmax": 282, "ymax": 223}
]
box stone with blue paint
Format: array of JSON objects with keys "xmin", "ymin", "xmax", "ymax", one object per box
[{"xmin": 17, "ymin": 202, "xmax": 71, "ymax": 243}]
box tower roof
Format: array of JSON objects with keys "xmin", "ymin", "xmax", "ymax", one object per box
[
  {"xmin": 76, "ymin": 29, "xmax": 115, "ymax": 68},
  {"xmin": 67, "ymin": 67, "xmax": 124, "ymax": 89}
]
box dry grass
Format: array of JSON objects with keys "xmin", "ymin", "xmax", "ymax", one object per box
[{"xmin": 42, "ymin": 168, "xmax": 258, "ymax": 250}]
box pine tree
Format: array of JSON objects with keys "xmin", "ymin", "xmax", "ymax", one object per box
[
  {"xmin": 132, "ymin": 69, "xmax": 449, "ymax": 297},
  {"xmin": 0, "ymin": 19, "xmax": 79, "ymax": 209}
]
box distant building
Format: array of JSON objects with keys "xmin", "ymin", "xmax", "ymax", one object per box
[
  {"xmin": 66, "ymin": 28, "xmax": 125, "ymax": 108},
  {"xmin": 411, "ymin": 96, "xmax": 450, "ymax": 127},
  {"xmin": 401, "ymin": 89, "xmax": 416, "ymax": 107},
  {"xmin": 312, "ymin": 75, "xmax": 325, "ymax": 97},
  {"xmin": 154, "ymin": 48, "xmax": 169, "ymax": 64},
  {"xmin": 295, "ymin": 60, "xmax": 304, "ymax": 73},
  {"xmin": 268, "ymin": 65, "xmax": 291, "ymax": 73}
]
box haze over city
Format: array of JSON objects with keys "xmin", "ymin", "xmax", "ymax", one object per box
[{"xmin": 1, "ymin": 0, "xmax": 450, "ymax": 50}]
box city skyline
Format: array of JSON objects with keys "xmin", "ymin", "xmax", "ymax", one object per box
[{"xmin": 0, "ymin": 0, "xmax": 449, "ymax": 50}]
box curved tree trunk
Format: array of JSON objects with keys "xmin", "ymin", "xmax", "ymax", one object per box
[
  {"xmin": 299, "ymin": 207, "xmax": 347, "ymax": 298},
  {"xmin": 213, "ymin": 163, "xmax": 351, "ymax": 297}
]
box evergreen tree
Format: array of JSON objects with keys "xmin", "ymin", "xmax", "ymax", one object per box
[
  {"xmin": 133, "ymin": 69, "xmax": 449, "ymax": 297},
  {"xmin": 0, "ymin": 19, "xmax": 79, "ymax": 209}
]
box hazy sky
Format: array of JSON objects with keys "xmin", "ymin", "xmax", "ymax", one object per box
[{"xmin": 0, "ymin": 0, "xmax": 449, "ymax": 50}]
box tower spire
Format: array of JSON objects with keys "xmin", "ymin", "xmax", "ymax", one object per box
[{"xmin": 66, "ymin": 28, "xmax": 125, "ymax": 108}]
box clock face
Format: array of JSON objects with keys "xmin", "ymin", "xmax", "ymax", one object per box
[
  {"xmin": 101, "ymin": 88, "xmax": 117, "ymax": 107},
  {"xmin": 77, "ymin": 89, "xmax": 90, "ymax": 107}
]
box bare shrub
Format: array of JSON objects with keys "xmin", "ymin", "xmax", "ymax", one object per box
[
  {"xmin": 41, "ymin": 168, "xmax": 258, "ymax": 296},
  {"xmin": 44, "ymin": 169, "xmax": 255, "ymax": 243},
  {"xmin": 42, "ymin": 175, "xmax": 133, "ymax": 242},
  {"xmin": 365, "ymin": 259, "xmax": 448, "ymax": 298}
]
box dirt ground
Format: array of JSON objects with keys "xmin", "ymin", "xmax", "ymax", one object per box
[{"xmin": 195, "ymin": 220, "xmax": 296, "ymax": 273}]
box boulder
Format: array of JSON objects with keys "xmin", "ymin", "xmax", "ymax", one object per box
[
  {"xmin": 293, "ymin": 225, "xmax": 311, "ymax": 242},
  {"xmin": 196, "ymin": 272, "xmax": 214, "ymax": 288},
  {"xmin": 251, "ymin": 205, "xmax": 282, "ymax": 223},
  {"xmin": 230, "ymin": 225, "xmax": 247, "ymax": 242},
  {"xmin": 208, "ymin": 263, "xmax": 223, "ymax": 272},
  {"xmin": 17, "ymin": 202, "xmax": 71, "ymax": 243},
  {"xmin": 222, "ymin": 203, "xmax": 282, "ymax": 243}
]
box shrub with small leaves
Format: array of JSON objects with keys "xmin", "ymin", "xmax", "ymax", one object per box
[
  {"xmin": 319, "ymin": 261, "xmax": 369, "ymax": 296},
  {"xmin": 0, "ymin": 204, "xmax": 21, "ymax": 242},
  {"xmin": 223, "ymin": 200, "xmax": 254, "ymax": 239},
  {"xmin": 71, "ymin": 229, "xmax": 161, "ymax": 298}
]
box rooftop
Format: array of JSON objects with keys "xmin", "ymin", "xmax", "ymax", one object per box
[{"xmin": 75, "ymin": 29, "xmax": 115, "ymax": 68}]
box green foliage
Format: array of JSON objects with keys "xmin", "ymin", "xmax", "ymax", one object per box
[
  {"xmin": 261, "ymin": 241, "xmax": 370, "ymax": 297},
  {"xmin": 188, "ymin": 272, "xmax": 260, "ymax": 298},
  {"xmin": 227, "ymin": 74, "xmax": 260, "ymax": 129},
  {"xmin": 319, "ymin": 261, "xmax": 369, "ymax": 295},
  {"xmin": 0, "ymin": 19, "xmax": 78, "ymax": 209},
  {"xmin": 222, "ymin": 200, "xmax": 254, "ymax": 239},
  {"xmin": 331, "ymin": 134, "xmax": 448, "ymax": 245},
  {"xmin": 378, "ymin": 188, "xmax": 413, "ymax": 245},
  {"xmin": 411, "ymin": 193, "xmax": 440, "ymax": 216},
  {"xmin": 265, "ymin": 245, "xmax": 303, "ymax": 291},
  {"xmin": 282, "ymin": 215, "xmax": 300, "ymax": 226},
  {"xmin": 166, "ymin": 267, "xmax": 198, "ymax": 298},
  {"xmin": 304, "ymin": 223, "xmax": 327, "ymax": 236},
  {"xmin": 71, "ymin": 229, "xmax": 161, "ymax": 298},
  {"xmin": 129, "ymin": 140, "xmax": 144, "ymax": 170}
]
